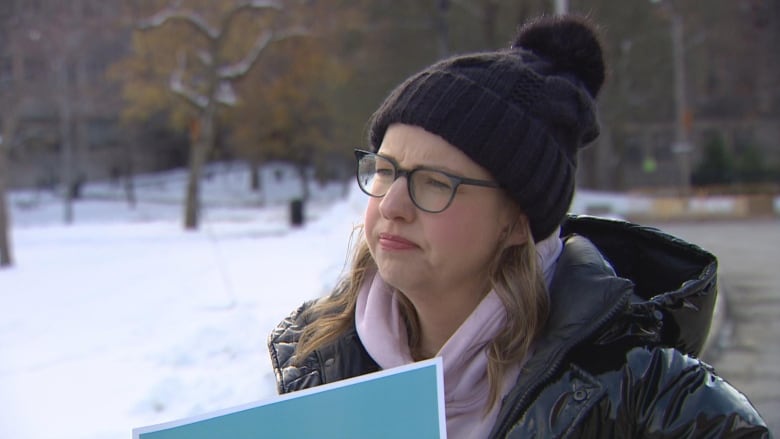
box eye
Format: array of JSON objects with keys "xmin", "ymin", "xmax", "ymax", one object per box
[
  {"xmin": 375, "ymin": 163, "xmax": 395, "ymax": 178},
  {"xmin": 419, "ymin": 171, "xmax": 453, "ymax": 191}
]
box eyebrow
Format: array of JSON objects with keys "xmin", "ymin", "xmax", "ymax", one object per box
[{"xmin": 375, "ymin": 151, "xmax": 464, "ymax": 176}]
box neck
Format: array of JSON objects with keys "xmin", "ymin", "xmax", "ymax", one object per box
[{"xmin": 406, "ymin": 286, "xmax": 489, "ymax": 360}]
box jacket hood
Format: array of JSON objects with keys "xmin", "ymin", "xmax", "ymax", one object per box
[{"xmin": 561, "ymin": 215, "xmax": 718, "ymax": 357}]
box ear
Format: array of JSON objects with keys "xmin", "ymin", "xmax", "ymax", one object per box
[{"xmin": 503, "ymin": 213, "xmax": 530, "ymax": 248}]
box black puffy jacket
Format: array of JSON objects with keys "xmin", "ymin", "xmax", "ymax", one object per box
[{"xmin": 268, "ymin": 216, "xmax": 771, "ymax": 437}]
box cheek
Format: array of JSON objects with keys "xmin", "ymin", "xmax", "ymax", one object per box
[
  {"xmin": 430, "ymin": 206, "xmax": 503, "ymax": 251},
  {"xmin": 363, "ymin": 198, "xmax": 381, "ymax": 239}
]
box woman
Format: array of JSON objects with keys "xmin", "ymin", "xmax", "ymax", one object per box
[{"xmin": 268, "ymin": 15, "xmax": 770, "ymax": 438}]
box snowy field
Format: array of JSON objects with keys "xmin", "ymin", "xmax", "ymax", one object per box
[
  {"xmin": 1, "ymin": 162, "xmax": 776, "ymax": 439},
  {"xmin": 0, "ymin": 164, "xmax": 367, "ymax": 439}
]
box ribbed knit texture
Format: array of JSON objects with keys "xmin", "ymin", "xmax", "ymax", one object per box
[{"xmin": 368, "ymin": 50, "xmax": 599, "ymax": 241}]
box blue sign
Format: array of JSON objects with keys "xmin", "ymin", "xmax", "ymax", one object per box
[{"xmin": 134, "ymin": 358, "xmax": 445, "ymax": 439}]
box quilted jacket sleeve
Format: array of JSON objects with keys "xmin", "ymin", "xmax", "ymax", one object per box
[{"xmin": 267, "ymin": 301, "xmax": 324, "ymax": 394}]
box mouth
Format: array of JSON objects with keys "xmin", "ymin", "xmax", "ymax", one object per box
[{"xmin": 377, "ymin": 233, "xmax": 418, "ymax": 251}]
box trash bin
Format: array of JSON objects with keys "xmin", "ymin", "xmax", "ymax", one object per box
[{"xmin": 290, "ymin": 199, "xmax": 304, "ymax": 227}]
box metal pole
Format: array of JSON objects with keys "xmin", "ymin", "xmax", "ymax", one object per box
[
  {"xmin": 435, "ymin": 0, "xmax": 450, "ymax": 58},
  {"xmin": 554, "ymin": 0, "xmax": 569, "ymax": 15},
  {"xmin": 670, "ymin": 11, "xmax": 691, "ymax": 194}
]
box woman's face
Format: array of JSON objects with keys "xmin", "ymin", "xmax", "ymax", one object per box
[{"xmin": 364, "ymin": 124, "xmax": 527, "ymax": 307}]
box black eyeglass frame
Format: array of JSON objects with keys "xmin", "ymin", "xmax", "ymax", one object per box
[{"xmin": 354, "ymin": 148, "xmax": 500, "ymax": 213}]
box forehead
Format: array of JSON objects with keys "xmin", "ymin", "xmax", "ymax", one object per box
[{"xmin": 378, "ymin": 124, "xmax": 491, "ymax": 178}]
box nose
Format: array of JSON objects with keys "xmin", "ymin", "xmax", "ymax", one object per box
[{"xmin": 378, "ymin": 175, "xmax": 416, "ymax": 221}]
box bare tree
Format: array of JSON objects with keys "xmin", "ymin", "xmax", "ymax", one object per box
[
  {"xmin": 0, "ymin": 125, "xmax": 12, "ymax": 267},
  {"xmin": 25, "ymin": 1, "xmax": 85, "ymax": 224},
  {"xmin": 137, "ymin": 0, "xmax": 307, "ymax": 230},
  {"xmin": 0, "ymin": 0, "xmax": 125, "ymax": 225},
  {"xmin": 0, "ymin": 22, "xmax": 11, "ymax": 266},
  {"xmin": 0, "ymin": 3, "xmax": 34, "ymax": 266}
]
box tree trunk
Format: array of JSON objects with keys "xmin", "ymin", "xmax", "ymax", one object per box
[
  {"xmin": 122, "ymin": 130, "xmax": 137, "ymax": 208},
  {"xmin": 183, "ymin": 137, "xmax": 206, "ymax": 230},
  {"xmin": 0, "ymin": 127, "xmax": 13, "ymax": 267},
  {"xmin": 72, "ymin": 53, "xmax": 88, "ymax": 201},
  {"xmin": 58, "ymin": 57, "xmax": 75, "ymax": 224},
  {"xmin": 123, "ymin": 147, "xmax": 137, "ymax": 208},
  {"xmin": 250, "ymin": 157, "xmax": 265, "ymax": 206},
  {"xmin": 183, "ymin": 108, "xmax": 215, "ymax": 230},
  {"xmin": 250, "ymin": 158, "xmax": 261, "ymax": 191}
]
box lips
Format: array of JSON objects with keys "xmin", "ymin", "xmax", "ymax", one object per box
[{"xmin": 377, "ymin": 233, "xmax": 418, "ymax": 251}]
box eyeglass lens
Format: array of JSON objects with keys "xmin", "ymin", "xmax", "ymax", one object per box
[{"xmin": 356, "ymin": 153, "xmax": 455, "ymax": 213}]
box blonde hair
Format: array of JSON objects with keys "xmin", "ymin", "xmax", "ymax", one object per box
[{"xmin": 294, "ymin": 222, "xmax": 550, "ymax": 411}]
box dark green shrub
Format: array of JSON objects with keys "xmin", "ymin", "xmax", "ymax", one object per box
[{"xmin": 692, "ymin": 133, "xmax": 734, "ymax": 186}]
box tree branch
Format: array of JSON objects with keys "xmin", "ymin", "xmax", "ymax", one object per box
[
  {"xmin": 215, "ymin": 81, "xmax": 238, "ymax": 106},
  {"xmin": 218, "ymin": 27, "xmax": 309, "ymax": 80},
  {"xmin": 223, "ymin": 0, "xmax": 283, "ymax": 30},
  {"xmin": 143, "ymin": 0, "xmax": 298, "ymax": 106},
  {"xmin": 138, "ymin": 7, "xmax": 220, "ymax": 40},
  {"xmin": 169, "ymin": 52, "xmax": 208, "ymax": 109},
  {"xmin": 138, "ymin": 1, "xmax": 283, "ymax": 41}
]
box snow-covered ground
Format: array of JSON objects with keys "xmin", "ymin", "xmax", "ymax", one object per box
[{"xmin": 0, "ymin": 164, "xmax": 366, "ymax": 439}]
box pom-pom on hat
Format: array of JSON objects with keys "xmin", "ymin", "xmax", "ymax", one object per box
[{"xmin": 368, "ymin": 15, "xmax": 605, "ymax": 242}]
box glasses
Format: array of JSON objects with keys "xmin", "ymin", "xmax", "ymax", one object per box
[{"xmin": 354, "ymin": 149, "xmax": 500, "ymax": 213}]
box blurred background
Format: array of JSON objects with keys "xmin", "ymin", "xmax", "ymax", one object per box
[{"xmin": 1, "ymin": 0, "xmax": 778, "ymax": 239}]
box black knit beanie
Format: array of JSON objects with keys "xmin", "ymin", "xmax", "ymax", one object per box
[{"xmin": 368, "ymin": 15, "xmax": 605, "ymax": 242}]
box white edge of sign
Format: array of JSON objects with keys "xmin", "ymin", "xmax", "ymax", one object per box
[{"xmin": 132, "ymin": 357, "xmax": 447, "ymax": 439}]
